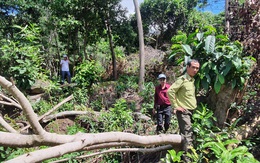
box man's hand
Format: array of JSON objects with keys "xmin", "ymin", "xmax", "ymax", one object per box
[{"xmin": 175, "ymin": 107, "xmax": 186, "ymax": 113}]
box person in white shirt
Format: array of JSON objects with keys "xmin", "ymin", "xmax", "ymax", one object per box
[{"xmin": 60, "ymin": 54, "xmax": 71, "ymax": 84}]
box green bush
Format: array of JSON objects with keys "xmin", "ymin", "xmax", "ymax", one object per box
[
  {"xmin": 161, "ymin": 150, "xmax": 184, "ymax": 163},
  {"xmin": 0, "ymin": 24, "xmax": 47, "ymax": 90},
  {"xmin": 163, "ymin": 104, "xmax": 259, "ymax": 163},
  {"xmin": 99, "ymin": 98, "xmax": 133, "ymax": 132},
  {"xmin": 73, "ymin": 60, "xmax": 104, "ymax": 88},
  {"xmin": 115, "ymin": 75, "xmax": 139, "ymax": 95},
  {"xmin": 191, "ymin": 104, "xmax": 258, "ymax": 162},
  {"xmin": 67, "ymin": 124, "xmax": 86, "ymax": 135}
]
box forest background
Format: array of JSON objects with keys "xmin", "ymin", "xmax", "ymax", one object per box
[{"xmin": 0, "ymin": 0, "xmax": 259, "ymax": 162}]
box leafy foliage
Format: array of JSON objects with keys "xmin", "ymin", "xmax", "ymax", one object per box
[
  {"xmin": 161, "ymin": 150, "xmax": 184, "ymax": 163},
  {"xmin": 0, "ymin": 24, "xmax": 47, "ymax": 90},
  {"xmin": 73, "ymin": 60, "xmax": 104, "ymax": 88},
  {"xmin": 163, "ymin": 104, "xmax": 259, "ymax": 162},
  {"xmin": 169, "ymin": 26, "xmax": 256, "ymax": 93},
  {"xmin": 192, "ymin": 104, "xmax": 258, "ymax": 162},
  {"xmin": 67, "ymin": 124, "xmax": 86, "ymax": 135},
  {"xmin": 99, "ymin": 98, "xmax": 134, "ymax": 132},
  {"xmin": 185, "ymin": 10, "xmax": 225, "ymax": 34},
  {"xmin": 139, "ymin": 82, "xmax": 155, "ymax": 114},
  {"xmin": 139, "ymin": 0, "xmax": 199, "ymax": 46},
  {"xmin": 115, "ymin": 75, "xmax": 139, "ymax": 95},
  {"xmin": 0, "ymin": 0, "xmax": 258, "ymax": 162}
]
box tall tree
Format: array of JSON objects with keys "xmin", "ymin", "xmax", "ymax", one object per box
[
  {"xmin": 140, "ymin": 0, "xmax": 200, "ymax": 47},
  {"xmin": 95, "ymin": 0, "xmax": 123, "ymax": 80},
  {"xmin": 133, "ymin": 0, "xmax": 145, "ymax": 91}
]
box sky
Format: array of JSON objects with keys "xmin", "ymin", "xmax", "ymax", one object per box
[
  {"xmin": 120, "ymin": 0, "xmax": 225, "ymax": 15},
  {"xmin": 120, "ymin": 0, "xmax": 143, "ymax": 16}
]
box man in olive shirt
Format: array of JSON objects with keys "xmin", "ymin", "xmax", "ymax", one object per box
[{"xmin": 167, "ymin": 59, "xmax": 200, "ymax": 162}]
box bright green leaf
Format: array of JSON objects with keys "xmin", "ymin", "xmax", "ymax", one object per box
[
  {"xmin": 222, "ymin": 60, "xmax": 232, "ymax": 76},
  {"xmin": 240, "ymin": 77, "xmax": 245, "ymax": 85},
  {"xmin": 181, "ymin": 44, "xmax": 193, "ymax": 56},
  {"xmin": 16, "ymin": 59, "xmax": 24, "ymax": 64},
  {"xmin": 214, "ymin": 79, "xmax": 221, "ymax": 94},
  {"xmin": 218, "ymin": 74, "xmax": 225, "ymax": 84},
  {"xmin": 214, "ymin": 52, "xmax": 223, "ymax": 60},
  {"xmin": 232, "ymin": 56, "xmax": 242, "ymax": 69}
]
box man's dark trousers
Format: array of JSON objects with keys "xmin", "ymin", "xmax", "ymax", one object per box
[{"xmin": 156, "ymin": 105, "xmax": 171, "ymax": 133}]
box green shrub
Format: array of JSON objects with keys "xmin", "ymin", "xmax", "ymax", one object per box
[
  {"xmin": 99, "ymin": 98, "xmax": 133, "ymax": 132},
  {"xmin": 163, "ymin": 104, "xmax": 259, "ymax": 163},
  {"xmin": 67, "ymin": 124, "xmax": 86, "ymax": 135},
  {"xmin": 139, "ymin": 82, "xmax": 154, "ymax": 104},
  {"xmin": 0, "ymin": 24, "xmax": 47, "ymax": 90},
  {"xmin": 191, "ymin": 104, "xmax": 258, "ymax": 162},
  {"xmin": 161, "ymin": 150, "xmax": 184, "ymax": 163},
  {"xmin": 73, "ymin": 60, "xmax": 104, "ymax": 88},
  {"xmin": 72, "ymin": 88, "xmax": 89, "ymax": 105}
]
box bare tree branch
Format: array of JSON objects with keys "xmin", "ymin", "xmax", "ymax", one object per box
[
  {"xmin": 42, "ymin": 110, "xmax": 99, "ymax": 123},
  {"xmin": 233, "ymin": 116, "xmax": 260, "ymax": 140},
  {"xmin": 83, "ymin": 142, "xmax": 132, "ymax": 151},
  {"xmin": 51, "ymin": 145, "xmax": 175, "ymax": 163},
  {"xmin": 0, "ymin": 115, "xmax": 18, "ymax": 133},
  {"xmin": 0, "ymin": 131, "xmax": 182, "ymax": 147},
  {"xmin": 0, "ymin": 93, "xmax": 22, "ymax": 109},
  {"xmin": 20, "ymin": 95, "xmax": 74, "ymax": 132},
  {"xmin": 0, "ymin": 76, "xmax": 45, "ymax": 135},
  {"xmin": 5, "ymin": 132, "xmax": 181, "ymax": 163}
]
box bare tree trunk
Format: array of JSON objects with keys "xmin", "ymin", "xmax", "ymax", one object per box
[
  {"xmin": 54, "ymin": 28, "xmax": 61, "ymax": 78},
  {"xmin": 207, "ymin": 85, "xmax": 240, "ymax": 128},
  {"xmin": 225, "ymin": 0, "xmax": 230, "ymax": 35},
  {"xmin": 83, "ymin": 20, "xmax": 87, "ymax": 60},
  {"xmin": 133, "ymin": 0, "xmax": 145, "ymax": 91},
  {"xmin": 105, "ymin": 14, "xmax": 117, "ymax": 80},
  {"xmin": 207, "ymin": 82, "xmax": 249, "ymax": 128}
]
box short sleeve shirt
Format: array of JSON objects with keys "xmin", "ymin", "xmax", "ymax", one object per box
[{"xmin": 60, "ymin": 60, "xmax": 69, "ymax": 71}]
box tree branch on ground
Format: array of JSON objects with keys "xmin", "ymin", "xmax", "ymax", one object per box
[
  {"xmin": 4, "ymin": 132, "xmax": 181, "ymax": 163},
  {"xmin": 20, "ymin": 95, "xmax": 74, "ymax": 132},
  {"xmin": 0, "ymin": 93, "xmax": 22, "ymax": 109},
  {"xmin": 0, "ymin": 76, "xmax": 45, "ymax": 135},
  {"xmin": 0, "ymin": 115, "xmax": 18, "ymax": 133},
  {"xmin": 42, "ymin": 110, "xmax": 99, "ymax": 123},
  {"xmin": 0, "ymin": 75, "xmax": 182, "ymax": 162},
  {"xmin": 51, "ymin": 145, "xmax": 174, "ymax": 163}
]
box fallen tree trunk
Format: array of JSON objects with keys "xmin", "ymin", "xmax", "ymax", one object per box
[
  {"xmin": 0, "ymin": 75, "xmax": 182, "ymax": 163},
  {"xmin": 4, "ymin": 132, "xmax": 181, "ymax": 163}
]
